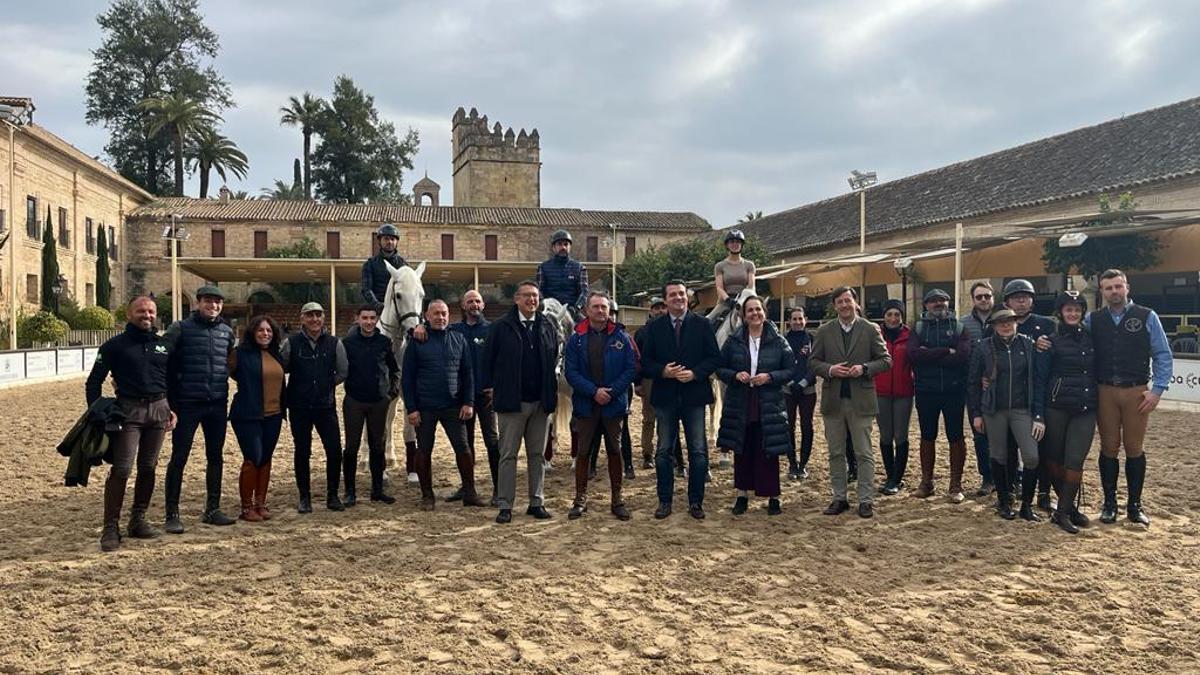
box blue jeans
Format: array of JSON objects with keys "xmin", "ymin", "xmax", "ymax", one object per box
[
  {"xmin": 232, "ymin": 414, "xmax": 284, "ymax": 467},
  {"xmin": 654, "ymin": 404, "xmax": 708, "ymax": 506}
]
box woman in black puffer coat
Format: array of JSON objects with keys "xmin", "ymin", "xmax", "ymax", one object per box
[
  {"xmin": 716, "ymin": 296, "xmax": 794, "ymax": 516},
  {"xmin": 1037, "ymin": 291, "xmax": 1098, "ymax": 534}
]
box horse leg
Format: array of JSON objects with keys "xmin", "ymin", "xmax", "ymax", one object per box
[{"xmin": 383, "ymin": 397, "xmax": 399, "ymax": 477}]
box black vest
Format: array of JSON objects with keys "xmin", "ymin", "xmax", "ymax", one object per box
[
  {"xmin": 286, "ymin": 333, "xmax": 339, "ymax": 410},
  {"xmin": 1090, "ymin": 304, "xmax": 1152, "ymax": 385},
  {"xmin": 171, "ymin": 313, "xmax": 235, "ymax": 403}
]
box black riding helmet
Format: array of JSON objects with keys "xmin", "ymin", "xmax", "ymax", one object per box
[
  {"xmin": 724, "ymin": 229, "xmax": 746, "ymax": 244},
  {"xmin": 1054, "ymin": 290, "xmax": 1088, "ymax": 315}
]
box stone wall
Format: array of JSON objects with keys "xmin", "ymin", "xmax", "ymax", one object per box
[{"xmin": 0, "ymin": 127, "xmax": 149, "ymax": 319}]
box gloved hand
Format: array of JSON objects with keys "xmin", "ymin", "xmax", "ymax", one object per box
[
  {"xmin": 373, "ymin": 302, "xmax": 385, "ymax": 316},
  {"xmin": 1031, "ymin": 420, "xmax": 1046, "ymax": 441}
]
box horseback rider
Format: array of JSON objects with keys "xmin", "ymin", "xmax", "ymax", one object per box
[
  {"xmin": 536, "ymin": 229, "xmax": 589, "ymax": 321},
  {"xmin": 710, "ymin": 229, "xmax": 756, "ymax": 327},
  {"xmin": 361, "ymin": 224, "xmax": 409, "ymax": 315}
]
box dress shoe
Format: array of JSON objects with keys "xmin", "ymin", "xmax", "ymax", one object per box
[
  {"xmin": 420, "ymin": 495, "xmax": 436, "ymax": 511},
  {"xmin": 370, "ymin": 492, "xmax": 397, "ymax": 504},
  {"xmin": 822, "ymin": 499, "xmax": 850, "ymax": 516},
  {"xmin": 461, "ymin": 492, "xmax": 488, "ymax": 507},
  {"xmin": 880, "ymin": 481, "xmax": 899, "ymax": 496},
  {"xmin": 1019, "ymin": 502, "xmax": 1042, "ymax": 522},
  {"xmin": 611, "ymin": 502, "xmax": 631, "ymax": 521},
  {"xmin": 164, "ymin": 512, "xmax": 185, "ymax": 534},
  {"xmin": 343, "ymin": 489, "xmax": 357, "ymax": 507},
  {"xmin": 689, "ymin": 504, "xmax": 706, "ymax": 520},
  {"xmin": 445, "ymin": 487, "xmax": 464, "ymax": 502},
  {"xmin": 568, "ymin": 502, "xmax": 587, "ymax": 520},
  {"xmin": 100, "ymin": 526, "xmax": 121, "ymax": 552},
  {"xmin": 654, "ymin": 502, "xmax": 672, "ymax": 519},
  {"xmin": 326, "ymin": 497, "xmax": 346, "ymax": 512},
  {"xmin": 731, "ymin": 496, "xmax": 749, "ymax": 515},
  {"xmin": 297, "ymin": 496, "xmax": 313, "ymax": 514},
  {"xmin": 767, "ymin": 498, "xmax": 782, "ymax": 516},
  {"xmin": 202, "ymin": 509, "xmax": 237, "ymax": 526},
  {"xmin": 1051, "ymin": 510, "xmax": 1079, "ymax": 534},
  {"xmin": 495, "ymin": 509, "xmax": 512, "ymax": 524},
  {"xmin": 624, "ymin": 467, "xmax": 636, "ymax": 480},
  {"xmin": 857, "ymin": 502, "xmax": 874, "ymax": 519},
  {"xmin": 1069, "ymin": 511, "xmax": 1091, "ymax": 528},
  {"xmin": 526, "ymin": 505, "xmax": 552, "ymax": 520},
  {"xmin": 995, "ymin": 495, "xmax": 1017, "ymax": 520}
]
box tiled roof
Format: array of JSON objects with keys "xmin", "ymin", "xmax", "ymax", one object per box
[
  {"xmin": 736, "ymin": 97, "xmax": 1200, "ymax": 256},
  {"xmin": 128, "ymin": 198, "xmax": 711, "ymax": 232}
]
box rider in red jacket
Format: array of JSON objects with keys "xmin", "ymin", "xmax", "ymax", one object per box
[{"xmin": 874, "ymin": 299, "xmax": 914, "ymax": 494}]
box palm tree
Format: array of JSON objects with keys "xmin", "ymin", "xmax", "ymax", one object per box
[
  {"xmin": 260, "ymin": 179, "xmax": 304, "ymax": 200},
  {"xmin": 137, "ymin": 94, "xmax": 220, "ymax": 196},
  {"xmin": 738, "ymin": 210, "xmax": 764, "ymax": 224},
  {"xmin": 279, "ymin": 93, "xmax": 328, "ymax": 199},
  {"xmin": 189, "ymin": 127, "xmax": 249, "ymax": 198}
]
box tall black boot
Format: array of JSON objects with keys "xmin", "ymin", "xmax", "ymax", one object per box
[
  {"xmin": 1099, "ymin": 455, "xmax": 1119, "ymax": 524},
  {"xmin": 1019, "ymin": 466, "xmax": 1042, "ymax": 522},
  {"xmin": 1051, "ymin": 477, "xmax": 1080, "ymax": 534},
  {"xmin": 296, "ymin": 451, "xmax": 313, "ymax": 514},
  {"xmin": 1036, "ymin": 461, "xmax": 1055, "ymax": 512},
  {"xmin": 991, "ymin": 459, "xmax": 1015, "ymax": 520},
  {"xmin": 879, "ymin": 442, "xmax": 897, "ymax": 494},
  {"xmin": 894, "ymin": 441, "xmax": 910, "ymax": 491},
  {"xmin": 1126, "ymin": 455, "xmax": 1150, "ymax": 526}
]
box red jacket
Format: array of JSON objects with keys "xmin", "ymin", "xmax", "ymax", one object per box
[{"xmin": 875, "ymin": 325, "xmax": 915, "ymax": 398}]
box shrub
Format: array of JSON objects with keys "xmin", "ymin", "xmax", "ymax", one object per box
[
  {"xmin": 72, "ymin": 306, "xmax": 116, "ymax": 330},
  {"xmin": 18, "ymin": 310, "xmax": 69, "ymax": 348}
]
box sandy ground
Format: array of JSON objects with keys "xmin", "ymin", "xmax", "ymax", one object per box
[{"xmin": 2, "ymin": 378, "xmax": 1199, "ymax": 674}]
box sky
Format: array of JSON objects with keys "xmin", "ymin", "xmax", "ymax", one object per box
[{"xmin": 3, "ymin": 0, "xmax": 1199, "ymax": 229}]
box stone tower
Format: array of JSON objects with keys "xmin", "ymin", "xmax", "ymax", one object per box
[{"xmin": 451, "ymin": 107, "xmax": 541, "ymax": 207}]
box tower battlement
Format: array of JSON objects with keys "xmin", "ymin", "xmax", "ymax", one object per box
[{"xmin": 451, "ymin": 107, "xmax": 541, "ymax": 207}]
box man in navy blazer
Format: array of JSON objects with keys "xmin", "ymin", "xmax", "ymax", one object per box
[{"xmin": 640, "ymin": 279, "xmax": 721, "ymax": 520}]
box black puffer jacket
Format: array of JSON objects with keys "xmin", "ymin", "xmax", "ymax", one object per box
[
  {"xmin": 164, "ymin": 312, "xmax": 235, "ymax": 407},
  {"xmin": 715, "ymin": 323, "xmax": 794, "ymax": 457},
  {"xmin": 401, "ymin": 327, "xmax": 472, "ymax": 412},
  {"xmin": 1037, "ymin": 323, "xmax": 1097, "ymax": 414}
]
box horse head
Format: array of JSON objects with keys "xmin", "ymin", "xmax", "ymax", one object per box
[{"xmin": 380, "ymin": 260, "xmax": 426, "ymax": 341}]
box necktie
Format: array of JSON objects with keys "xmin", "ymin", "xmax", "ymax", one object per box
[{"xmin": 673, "ymin": 318, "xmax": 682, "ymax": 346}]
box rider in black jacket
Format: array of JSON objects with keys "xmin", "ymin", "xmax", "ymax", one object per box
[{"xmin": 1036, "ymin": 292, "xmax": 1098, "ymax": 534}]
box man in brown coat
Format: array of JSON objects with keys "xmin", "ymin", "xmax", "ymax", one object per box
[{"xmin": 810, "ymin": 287, "xmax": 892, "ymax": 518}]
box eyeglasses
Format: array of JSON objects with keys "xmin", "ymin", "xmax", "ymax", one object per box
[{"xmin": 973, "ymin": 293, "xmax": 993, "ymax": 300}]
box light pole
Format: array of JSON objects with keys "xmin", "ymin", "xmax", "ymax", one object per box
[
  {"xmin": 51, "ymin": 273, "xmax": 66, "ymax": 317},
  {"xmin": 162, "ymin": 213, "xmax": 189, "ymax": 323},
  {"xmin": 848, "ymin": 170, "xmax": 877, "ymax": 306},
  {"xmin": 893, "ymin": 257, "xmax": 913, "ymax": 323},
  {"xmin": 609, "ymin": 222, "xmax": 619, "ymax": 301}
]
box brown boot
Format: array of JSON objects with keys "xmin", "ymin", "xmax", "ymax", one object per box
[
  {"xmin": 416, "ymin": 451, "xmax": 436, "ymax": 511},
  {"xmin": 239, "ymin": 461, "xmax": 263, "ymax": 522},
  {"xmin": 101, "ymin": 466, "xmax": 129, "ymax": 552},
  {"xmin": 947, "ymin": 440, "xmax": 967, "ymax": 503},
  {"xmin": 454, "ymin": 451, "xmax": 487, "ymax": 507},
  {"xmin": 913, "ymin": 440, "xmax": 936, "ymax": 498},
  {"xmin": 255, "ymin": 461, "xmax": 272, "ymax": 520}
]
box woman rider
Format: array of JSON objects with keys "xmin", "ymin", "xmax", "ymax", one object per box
[{"xmin": 712, "ymin": 229, "xmax": 757, "ymax": 325}]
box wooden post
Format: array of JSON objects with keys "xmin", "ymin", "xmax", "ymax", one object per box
[
  {"xmin": 954, "ymin": 222, "xmax": 964, "ymax": 315},
  {"xmin": 329, "ymin": 264, "xmax": 337, "ymax": 334}
]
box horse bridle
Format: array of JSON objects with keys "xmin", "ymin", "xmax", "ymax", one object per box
[{"xmin": 381, "ymin": 310, "xmax": 421, "ymax": 338}]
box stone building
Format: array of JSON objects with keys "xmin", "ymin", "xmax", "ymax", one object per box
[
  {"xmin": 0, "ymin": 96, "xmax": 152, "ymax": 330},
  {"xmin": 123, "ymin": 107, "xmax": 710, "ymax": 309}
]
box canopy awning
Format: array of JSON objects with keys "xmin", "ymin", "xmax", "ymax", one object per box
[{"xmin": 176, "ymin": 257, "xmax": 543, "ymax": 286}]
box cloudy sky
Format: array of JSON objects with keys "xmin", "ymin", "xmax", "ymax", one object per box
[{"xmin": 4, "ymin": 0, "xmax": 1199, "ymax": 228}]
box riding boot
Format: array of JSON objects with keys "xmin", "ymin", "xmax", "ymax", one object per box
[
  {"xmin": 947, "ymin": 440, "xmax": 967, "ymax": 502},
  {"xmin": 1126, "ymin": 455, "xmax": 1150, "ymax": 526},
  {"xmin": 255, "ymin": 461, "xmax": 272, "ymax": 519},
  {"xmin": 1099, "ymin": 455, "xmax": 1120, "ymax": 523},
  {"xmin": 239, "ymin": 460, "xmax": 262, "ymax": 521},
  {"xmin": 417, "ymin": 452, "xmax": 435, "ymax": 511},
  {"xmin": 101, "ymin": 468, "xmax": 128, "ymax": 551},
  {"xmin": 454, "ymin": 451, "xmax": 487, "ymax": 507},
  {"xmin": 610, "ymin": 450, "xmax": 630, "ymax": 520},
  {"xmin": 1019, "ymin": 468, "xmax": 1042, "ymax": 522},
  {"xmin": 879, "ymin": 441, "xmax": 896, "ymax": 493},
  {"xmin": 992, "ymin": 459, "xmax": 1016, "ymax": 520},
  {"xmin": 1036, "ymin": 461, "xmax": 1055, "ymax": 512},
  {"xmin": 1052, "ymin": 476, "xmax": 1081, "ymax": 534},
  {"xmin": 914, "ymin": 440, "xmax": 936, "ymax": 498},
  {"xmin": 894, "ymin": 441, "xmax": 910, "ymax": 488}
]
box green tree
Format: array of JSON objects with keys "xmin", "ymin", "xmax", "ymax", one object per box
[
  {"xmin": 41, "ymin": 208, "xmax": 61, "ymax": 313},
  {"xmin": 190, "ymin": 126, "xmax": 248, "ymax": 198},
  {"xmin": 616, "ymin": 234, "xmax": 769, "ymax": 306},
  {"xmin": 738, "ymin": 211, "xmax": 763, "ymax": 223},
  {"xmin": 137, "ymin": 93, "xmax": 220, "ymax": 196},
  {"xmin": 260, "ymin": 179, "xmax": 305, "ymax": 200},
  {"xmin": 96, "ymin": 227, "xmax": 112, "ymax": 309},
  {"xmin": 1042, "ymin": 191, "xmax": 1162, "ymax": 281},
  {"xmin": 293, "ymin": 158, "xmax": 303, "ymax": 193},
  {"xmin": 265, "ymin": 236, "xmax": 326, "ymax": 302},
  {"xmin": 279, "ymin": 92, "xmax": 328, "ymax": 200},
  {"xmin": 85, "ymin": 0, "xmax": 232, "ymax": 195},
  {"xmin": 311, "ymin": 76, "xmax": 419, "ymax": 204}
]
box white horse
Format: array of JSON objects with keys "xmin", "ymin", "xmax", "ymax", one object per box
[
  {"xmin": 376, "ymin": 260, "xmax": 426, "ymax": 475},
  {"xmin": 540, "ymin": 298, "xmax": 577, "ymax": 462},
  {"xmin": 705, "ymin": 288, "xmax": 758, "ymax": 450}
]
